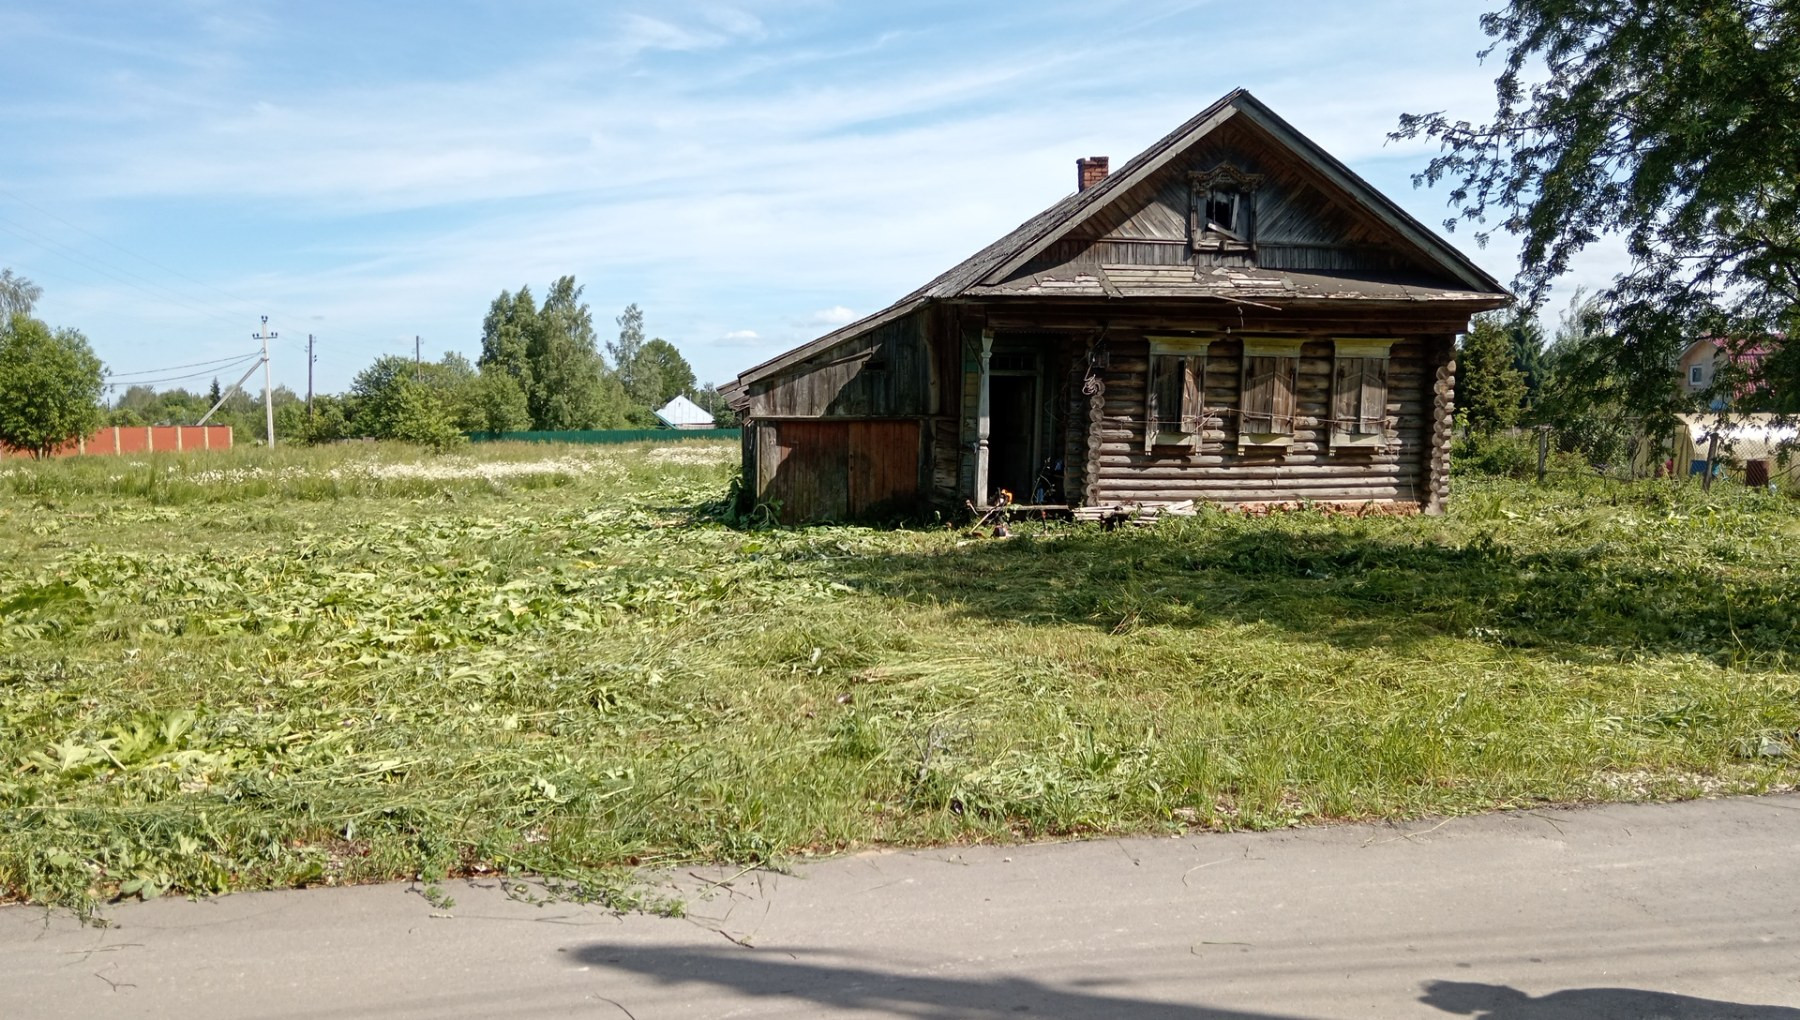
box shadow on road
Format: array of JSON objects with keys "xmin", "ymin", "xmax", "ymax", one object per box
[
  {"xmin": 570, "ymin": 941, "xmax": 1308, "ymax": 1019},
  {"xmin": 567, "ymin": 943, "xmax": 1800, "ymax": 1019},
  {"xmin": 1421, "ymin": 980, "xmax": 1800, "ymax": 1019}
]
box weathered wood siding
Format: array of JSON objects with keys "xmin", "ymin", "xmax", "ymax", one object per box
[
  {"xmin": 1013, "ymin": 116, "xmax": 1459, "ymax": 281},
  {"xmin": 1086, "ymin": 333, "xmax": 1443, "ymax": 507},
  {"xmin": 742, "ymin": 309, "xmax": 949, "ymax": 521},
  {"xmin": 755, "ymin": 419, "xmax": 924, "ymax": 521},
  {"xmin": 848, "ymin": 421, "xmax": 922, "ymax": 515},
  {"xmin": 748, "ymin": 312, "xmax": 931, "ymax": 419}
]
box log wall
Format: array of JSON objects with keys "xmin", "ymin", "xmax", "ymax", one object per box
[
  {"xmin": 739, "ymin": 296, "xmax": 1465, "ymax": 519},
  {"xmin": 1083, "ymin": 332, "xmax": 1447, "ymax": 509}
]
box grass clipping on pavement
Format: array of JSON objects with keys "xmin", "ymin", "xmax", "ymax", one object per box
[{"xmin": 1, "ymin": 440, "xmax": 1797, "ymax": 913}]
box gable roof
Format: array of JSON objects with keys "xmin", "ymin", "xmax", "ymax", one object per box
[
  {"xmin": 654, "ymin": 394, "xmax": 716, "ymax": 427},
  {"xmin": 738, "ymin": 88, "xmax": 1509, "ymax": 387},
  {"xmin": 1682, "ymin": 336, "xmax": 1775, "ymax": 363}
]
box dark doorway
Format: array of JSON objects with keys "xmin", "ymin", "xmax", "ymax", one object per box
[{"xmin": 989, "ymin": 375, "xmax": 1038, "ymax": 503}]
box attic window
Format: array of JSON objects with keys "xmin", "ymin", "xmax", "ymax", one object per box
[
  {"xmin": 1190, "ymin": 164, "xmax": 1265, "ymax": 254},
  {"xmin": 1205, "ymin": 190, "xmax": 1246, "ymax": 240}
]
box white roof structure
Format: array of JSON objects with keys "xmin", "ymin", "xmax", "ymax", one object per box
[
  {"xmin": 654, "ymin": 394, "xmax": 717, "ymax": 429},
  {"xmin": 1658, "ymin": 414, "xmax": 1799, "ymax": 489}
]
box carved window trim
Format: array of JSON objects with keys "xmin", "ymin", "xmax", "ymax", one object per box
[
  {"xmin": 1190, "ymin": 164, "xmax": 1265, "ymax": 255},
  {"xmin": 1237, "ymin": 336, "xmax": 1301, "ymax": 450},
  {"xmin": 1144, "ymin": 336, "xmax": 1210, "ymax": 452},
  {"xmin": 1330, "ymin": 338, "xmax": 1396, "ymax": 449}
]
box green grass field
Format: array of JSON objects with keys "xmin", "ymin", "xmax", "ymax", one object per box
[{"xmin": 3, "ymin": 441, "xmax": 1797, "ymax": 914}]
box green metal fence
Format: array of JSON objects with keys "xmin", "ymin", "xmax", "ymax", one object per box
[{"xmin": 467, "ymin": 428, "xmax": 741, "ymax": 445}]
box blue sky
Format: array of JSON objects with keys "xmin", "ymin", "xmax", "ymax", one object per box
[{"xmin": 0, "ymin": 1, "xmax": 1620, "ymax": 397}]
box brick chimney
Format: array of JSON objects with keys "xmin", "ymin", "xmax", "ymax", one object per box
[{"xmin": 1076, "ymin": 156, "xmax": 1110, "ymax": 192}]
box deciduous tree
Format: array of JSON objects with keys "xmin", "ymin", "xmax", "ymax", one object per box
[
  {"xmin": 1395, "ymin": 1, "xmax": 1800, "ymax": 428},
  {"xmin": 0, "ymin": 314, "xmax": 106, "ymax": 457},
  {"xmin": 1538, "ymin": 289, "xmax": 1641, "ymax": 466},
  {"xmin": 636, "ymin": 338, "xmax": 696, "ymax": 410},
  {"xmin": 528, "ymin": 276, "xmax": 606, "ymax": 430},
  {"xmin": 348, "ymin": 353, "xmax": 468, "ymax": 448},
  {"xmin": 0, "ymin": 269, "xmax": 42, "ymax": 320},
  {"xmin": 464, "ymin": 367, "xmax": 531, "ymax": 434},
  {"xmin": 609, "ymin": 303, "xmax": 646, "ymax": 399},
  {"xmin": 478, "ymin": 287, "xmax": 538, "ymax": 396}
]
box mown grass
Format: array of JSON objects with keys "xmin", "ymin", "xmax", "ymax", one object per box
[{"xmin": 2, "ymin": 440, "xmax": 1797, "ymax": 915}]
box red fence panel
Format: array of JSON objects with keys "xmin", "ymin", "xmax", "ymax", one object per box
[{"xmin": 0, "ymin": 426, "xmax": 235, "ymax": 459}]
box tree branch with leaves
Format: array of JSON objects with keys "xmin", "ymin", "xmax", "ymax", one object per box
[{"xmin": 1395, "ymin": 0, "xmax": 1800, "ymax": 430}]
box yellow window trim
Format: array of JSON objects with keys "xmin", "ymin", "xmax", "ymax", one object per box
[
  {"xmin": 1146, "ymin": 335, "xmax": 1215, "ymax": 356},
  {"xmin": 1241, "ymin": 336, "xmax": 1305, "ymax": 358},
  {"xmin": 1333, "ymin": 337, "xmax": 1397, "ymax": 358}
]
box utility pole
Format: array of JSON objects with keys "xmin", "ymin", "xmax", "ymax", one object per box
[
  {"xmin": 415, "ymin": 335, "xmax": 422, "ymax": 379},
  {"xmin": 307, "ymin": 334, "xmax": 316, "ymax": 420},
  {"xmin": 254, "ymin": 316, "xmax": 278, "ymax": 448}
]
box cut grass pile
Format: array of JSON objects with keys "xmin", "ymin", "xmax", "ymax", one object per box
[{"xmin": 2, "ymin": 440, "xmax": 1797, "ymax": 914}]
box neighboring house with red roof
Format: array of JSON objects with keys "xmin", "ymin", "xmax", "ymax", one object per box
[{"xmin": 1679, "ymin": 337, "xmax": 1774, "ymax": 410}]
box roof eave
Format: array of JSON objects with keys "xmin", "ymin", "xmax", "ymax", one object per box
[
  {"xmin": 974, "ymin": 90, "xmax": 1510, "ymax": 300},
  {"xmin": 734, "ymin": 297, "xmax": 929, "ymax": 388},
  {"xmin": 974, "ymin": 92, "xmax": 1246, "ymax": 289},
  {"xmin": 1227, "ymin": 96, "xmax": 1509, "ymax": 297},
  {"xmin": 962, "ymin": 292, "xmax": 1514, "ymax": 311}
]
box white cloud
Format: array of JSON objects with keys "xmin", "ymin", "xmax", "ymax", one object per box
[
  {"xmin": 613, "ymin": 13, "xmax": 731, "ymax": 56},
  {"xmin": 701, "ymin": 6, "xmax": 766, "ymax": 40},
  {"xmin": 6, "ymin": 1, "xmax": 1553, "ymax": 392},
  {"xmin": 807, "ymin": 306, "xmax": 857, "ymax": 327}
]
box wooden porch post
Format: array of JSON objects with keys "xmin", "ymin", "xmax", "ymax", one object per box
[{"xmin": 975, "ymin": 329, "xmax": 994, "ymax": 505}]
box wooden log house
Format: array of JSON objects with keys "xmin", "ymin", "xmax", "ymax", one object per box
[{"xmin": 722, "ymin": 90, "xmax": 1510, "ymax": 522}]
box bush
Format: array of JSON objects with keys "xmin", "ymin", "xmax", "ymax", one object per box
[
  {"xmin": 1454, "ymin": 432, "xmax": 1538, "ymax": 478},
  {"xmin": 0, "ymin": 314, "xmax": 104, "ymax": 457},
  {"xmin": 1455, "ymin": 431, "xmax": 1597, "ymax": 480},
  {"xmin": 298, "ymin": 396, "xmax": 352, "ymax": 446},
  {"xmin": 352, "ymin": 373, "xmax": 465, "ymax": 452},
  {"xmin": 384, "ymin": 385, "xmax": 465, "ymax": 452}
]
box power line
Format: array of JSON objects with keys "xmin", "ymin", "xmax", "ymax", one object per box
[
  {"xmin": 108, "ymin": 350, "xmax": 264, "ymax": 378},
  {"xmin": 0, "ymin": 196, "xmax": 436, "ymax": 359},
  {"xmin": 0, "ymin": 186, "xmax": 264, "ymax": 315},
  {"xmin": 0, "ymin": 215, "xmax": 252, "ymax": 332},
  {"xmin": 108, "ymin": 354, "xmax": 261, "ymax": 389},
  {"xmin": 0, "ymin": 201, "xmax": 447, "ymax": 366}
]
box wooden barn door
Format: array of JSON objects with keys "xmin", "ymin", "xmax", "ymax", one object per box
[
  {"xmin": 849, "ymin": 421, "xmax": 920, "ymax": 516},
  {"xmin": 765, "ymin": 421, "xmax": 849, "ymax": 521}
]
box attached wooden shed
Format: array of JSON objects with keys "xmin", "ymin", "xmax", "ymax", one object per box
[{"xmin": 724, "ymin": 89, "xmax": 1510, "ymax": 522}]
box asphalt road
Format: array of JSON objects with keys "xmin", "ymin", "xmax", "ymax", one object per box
[{"xmin": 4, "ymin": 795, "xmax": 1799, "ymax": 1019}]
